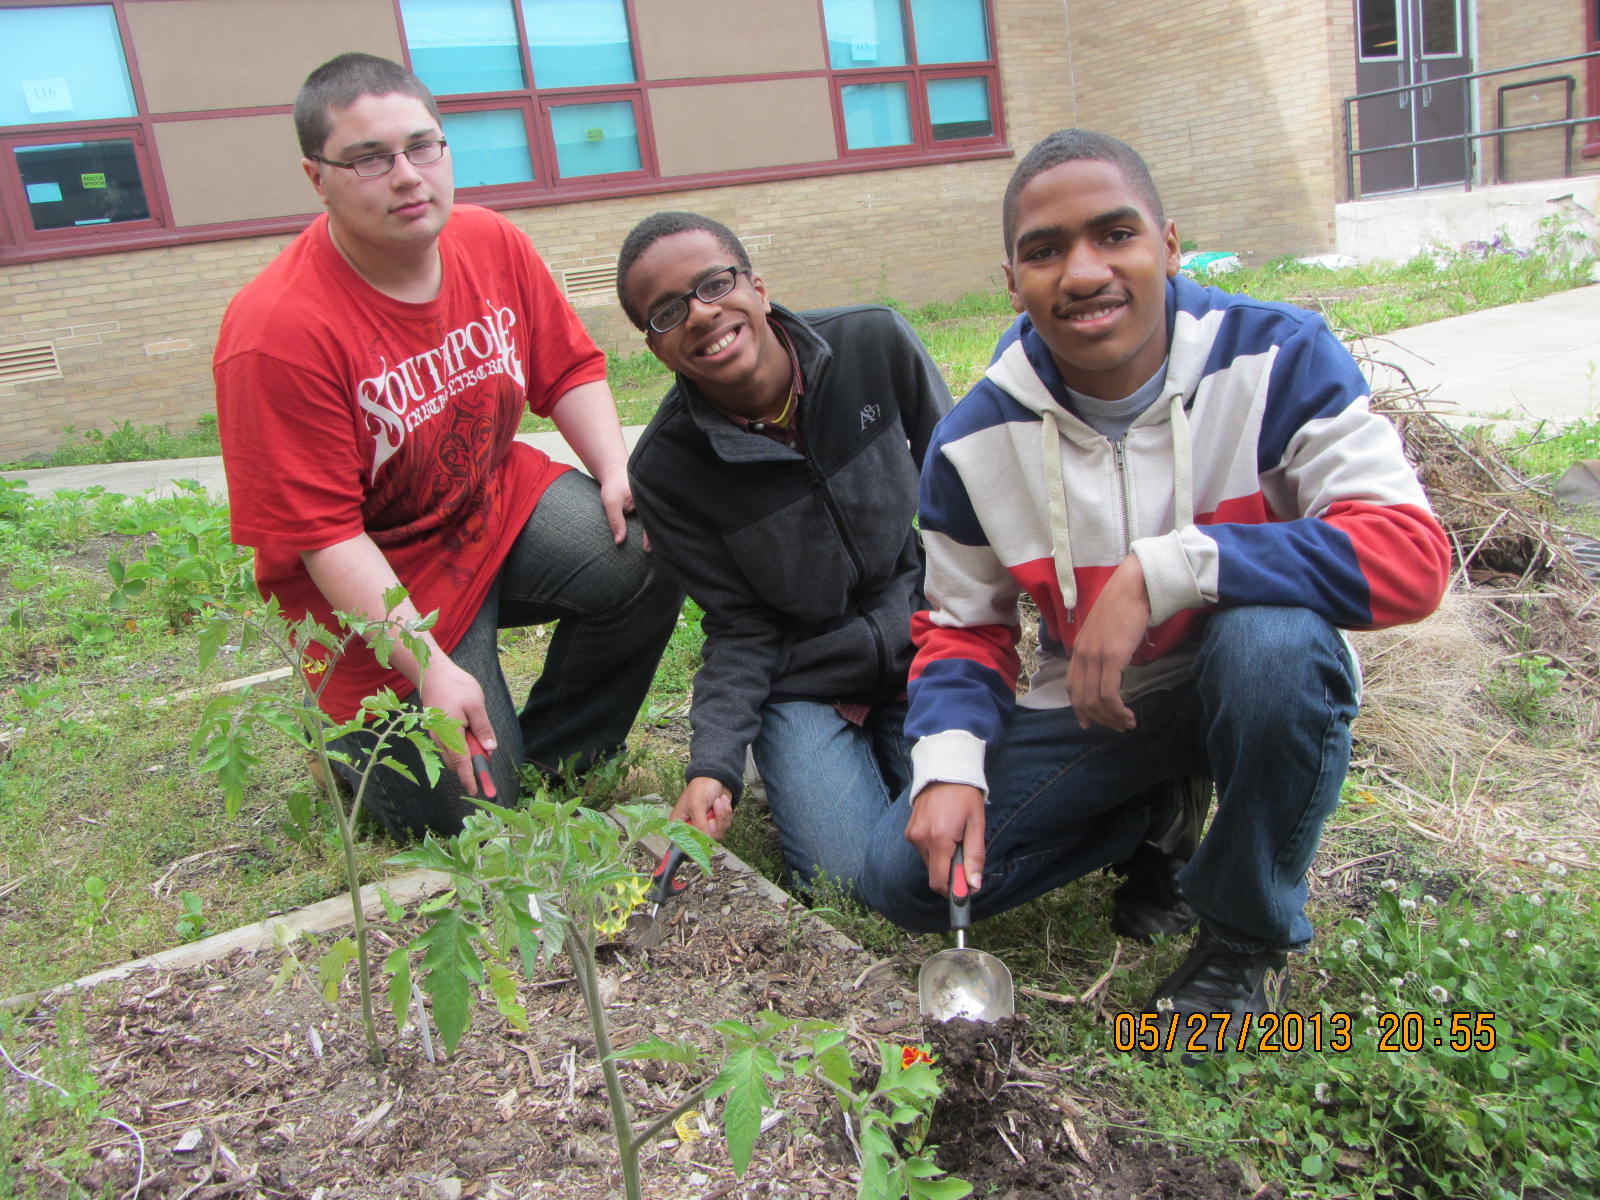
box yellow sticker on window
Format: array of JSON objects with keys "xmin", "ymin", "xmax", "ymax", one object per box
[{"xmin": 81, "ymin": 173, "xmax": 107, "ymax": 189}]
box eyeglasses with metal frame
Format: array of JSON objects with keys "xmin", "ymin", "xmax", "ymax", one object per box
[
  {"xmin": 310, "ymin": 139, "xmax": 449, "ymax": 178},
  {"xmin": 647, "ymin": 265, "xmax": 751, "ymax": 334}
]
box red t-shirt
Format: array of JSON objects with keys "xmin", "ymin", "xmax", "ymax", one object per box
[{"xmin": 214, "ymin": 205, "xmax": 606, "ymax": 719}]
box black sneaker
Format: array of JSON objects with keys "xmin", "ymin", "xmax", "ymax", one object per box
[
  {"xmin": 1110, "ymin": 777, "xmax": 1209, "ymax": 942},
  {"xmin": 1145, "ymin": 924, "xmax": 1289, "ymax": 1054}
]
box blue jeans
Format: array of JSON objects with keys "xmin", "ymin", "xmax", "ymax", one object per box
[
  {"xmin": 858, "ymin": 607, "xmax": 1360, "ymax": 951},
  {"xmin": 754, "ymin": 698, "xmax": 911, "ymax": 896},
  {"xmin": 333, "ymin": 470, "xmax": 684, "ymax": 840}
]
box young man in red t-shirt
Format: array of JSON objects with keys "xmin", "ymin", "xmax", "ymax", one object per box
[{"xmin": 214, "ymin": 53, "xmax": 680, "ymax": 839}]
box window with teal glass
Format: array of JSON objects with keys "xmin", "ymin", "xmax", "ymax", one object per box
[
  {"xmin": 522, "ymin": 0, "xmax": 635, "ymax": 87},
  {"xmin": 927, "ymin": 76, "xmax": 991, "ymax": 140},
  {"xmin": 822, "ymin": 0, "xmax": 910, "ymax": 70},
  {"xmin": 0, "ymin": 5, "xmax": 136, "ymax": 128},
  {"xmin": 841, "ymin": 82, "xmax": 913, "ymax": 150},
  {"xmin": 441, "ymin": 109, "xmax": 535, "ymax": 186},
  {"xmin": 549, "ymin": 101, "xmax": 640, "ymax": 177},
  {"xmin": 15, "ymin": 139, "xmax": 148, "ymax": 231},
  {"xmin": 400, "ymin": 0, "xmax": 525, "ymax": 95},
  {"xmin": 908, "ymin": 0, "xmax": 989, "ymax": 63}
]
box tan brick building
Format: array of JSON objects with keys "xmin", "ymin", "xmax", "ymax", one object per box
[{"xmin": 1, "ymin": 0, "xmax": 1595, "ymax": 459}]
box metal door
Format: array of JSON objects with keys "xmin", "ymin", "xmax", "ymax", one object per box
[{"xmin": 1354, "ymin": 0, "xmax": 1473, "ymax": 194}]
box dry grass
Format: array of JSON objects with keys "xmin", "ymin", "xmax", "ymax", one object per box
[{"xmin": 1347, "ymin": 361, "xmax": 1600, "ymax": 876}]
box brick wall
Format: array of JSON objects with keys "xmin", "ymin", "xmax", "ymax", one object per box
[
  {"xmin": 1063, "ymin": 0, "xmax": 1353, "ymax": 258},
  {"xmin": 1475, "ymin": 2, "xmax": 1600, "ymax": 186}
]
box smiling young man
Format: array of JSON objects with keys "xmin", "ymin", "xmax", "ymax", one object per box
[
  {"xmin": 859, "ymin": 130, "xmax": 1451, "ymax": 1039},
  {"xmin": 617, "ymin": 212, "xmax": 952, "ymax": 895},
  {"xmin": 213, "ymin": 53, "xmax": 680, "ymax": 841}
]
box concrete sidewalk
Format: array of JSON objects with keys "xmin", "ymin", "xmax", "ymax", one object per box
[
  {"xmin": 1363, "ymin": 283, "xmax": 1600, "ymax": 430},
  {"xmin": 0, "ymin": 427, "xmax": 645, "ymax": 501},
  {"xmin": 4, "ymin": 284, "xmax": 1597, "ymax": 500}
]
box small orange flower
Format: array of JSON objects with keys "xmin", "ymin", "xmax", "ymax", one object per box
[{"xmin": 901, "ymin": 1045, "xmax": 934, "ymax": 1069}]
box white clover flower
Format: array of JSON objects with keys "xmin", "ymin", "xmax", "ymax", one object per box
[
  {"xmin": 1362, "ymin": 1005, "xmax": 1378, "ymax": 1019},
  {"xmin": 1341, "ymin": 939, "xmax": 1360, "ymax": 954},
  {"xmin": 1380, "ymin": 878, "xmax": 1399, "ymax": 892},
  {"xmin": 1528, "ymin": 851, "xmax": 1547, "ymax": 866},
  {"xmin": 1504, "ymin": 928, "xmax": 1519, "ymax": 940},
  {"xmin": 1156, "ymin": 995, "xmax": 1175, "ymax": 1012},
  {"xmin": 1360, "ymin": 992, "xmax": 1375, "ymax": 1005},
  {"xmin": 1314, "ymin": 1082, "xmax": 1331, "ymax": 1103},
  {"xmin": 1399, "ymin": 897, "xmax": 1417, "ymax": 910},
  {"xmin": 1458, "ymin": 938, "xmax": 1471, "ymax": 949},
  {"xmin": 1404, "ymin": 971, "xmax": 1418, "ymax": 983},
  {"xmin": 1547, "ymin": 862, "xmax": 1568, "ymax": 877},
  {"xmin": 1529, "ymin": 893, "xmax": 1545, "ymax": 907},
  {"xmin": 1424, "ymin": 894, "xmax": 1440, "ymax": 906},
  {"xmin": 1389, "ymin": 977, "xmax": 1405, "ymax": 990},
  {"xmin": 1530, "ymin": 944, "xmax": 1548, "ymax": 959},
  {"xmin": 1428, "ymin": 985, "xmax": 1449, "ymax": 1003}
]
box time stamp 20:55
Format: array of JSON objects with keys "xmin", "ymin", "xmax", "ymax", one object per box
[{"xmin": 1111, "ymin": 1011, "xmax": 1500, "ymax": 1054}]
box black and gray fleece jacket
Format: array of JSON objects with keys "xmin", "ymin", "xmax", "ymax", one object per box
[{"xmin": 627, "ymin": 303, "xmax": 952, "ymax": 799}]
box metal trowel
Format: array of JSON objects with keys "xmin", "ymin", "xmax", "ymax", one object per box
[
  {"xmin": 917, "ymin": 845, "xmax": 1015, "ymax": 1023},
  {"xmin": 625, "ymin": 844, "xmax": 690, "ymax": 948}
]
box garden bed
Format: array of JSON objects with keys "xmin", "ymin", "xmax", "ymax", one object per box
[{"xmin": 6, "ymin": 842, "xmax": 1262, "ymax": 1200}]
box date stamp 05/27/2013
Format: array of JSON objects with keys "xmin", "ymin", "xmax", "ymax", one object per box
[{"xmin": 1111, "ymin": 1010, "xmax": 1499, "ymax": 1054}]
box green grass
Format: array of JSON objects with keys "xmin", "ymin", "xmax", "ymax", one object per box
[{"xmin": 2, "ymin": 416, "xmax": 223, "ymax": 470}]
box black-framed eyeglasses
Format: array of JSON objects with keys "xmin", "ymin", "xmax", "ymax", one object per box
[
  {"xmin": 647, "ymin": 265, "xmax": 750, "ymax": 333},
  {"xmin": 311, "ymin": 139, "xmax": 448, "ymax": 179}
]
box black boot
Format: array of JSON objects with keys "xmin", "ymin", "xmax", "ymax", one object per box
[{"xmin": 1109, "ymin": 777, "xmax": 1209, "ymax": 943}]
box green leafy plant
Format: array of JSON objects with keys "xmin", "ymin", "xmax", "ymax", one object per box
[
  {"xmin": 108, "ymin": 480, "xmax": 254, "ymax": 629},
  {"xmin": 1114, "ymin": 880, "xmax": 1600, "ymax": 1199},
  {"xmin": 388, "ymin": 797, "xmax": 714, "ymax": 1200},
  {"xmin": 192, "ymin": 587, "xmax": 463, "ymax": 1064},
  {"xmin": 173, "ymin": 890, "xmax": 208, "ymax": 941},
  {"xmin": 617, "ymin": 1019, "xmax": 970, "ymax": 1200}
]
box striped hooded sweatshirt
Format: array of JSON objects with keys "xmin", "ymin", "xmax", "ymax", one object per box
[{"xmin": 906, "ymin": 274, "xmax": 1450, "ymax": 799}]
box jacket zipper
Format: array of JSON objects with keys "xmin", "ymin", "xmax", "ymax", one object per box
[{"xmin": 1112, "ymin": 438, "xmax": 1136, "ymax": 556}]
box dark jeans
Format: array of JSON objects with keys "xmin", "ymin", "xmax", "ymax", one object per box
[
  {"xmin": 333, "ymin": 470, "xmax": 683, "ymax": 840},
  {"xmin": 859, "ymin": 606, "xmax": 1361, "ymax": 951},
  {"xmin": 753, "ymin": 698, "xmax": 911, "ymax": 895}
]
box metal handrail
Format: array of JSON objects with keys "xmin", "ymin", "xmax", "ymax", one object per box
[{"xmin": 1343, "ymin": 48, "xmax": 1600, "ymax": 196}]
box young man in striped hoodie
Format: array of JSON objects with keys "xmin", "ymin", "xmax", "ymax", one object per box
[{"xmin": 861, "ymin": 130, "xmax": 1450, "ymax": 1036}]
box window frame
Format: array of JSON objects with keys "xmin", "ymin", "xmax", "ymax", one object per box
[
  {"xmin": 1, "ymin": 0, "xmax": 1010, "ymax": 264},
  {"xmin": 0, "ymin": 0, "xmax": 175, "ymax": 259},
  {"xmin": 823, "ymin": 0, "xmax": 1004, "ymax": 163}
]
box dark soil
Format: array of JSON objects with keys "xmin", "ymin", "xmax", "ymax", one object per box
[{"xmin": 5, "ymin": 851, "xmax": 1267, "ymax": 1200}]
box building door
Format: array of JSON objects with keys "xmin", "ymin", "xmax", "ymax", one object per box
[{"xmin": 1355, "ymin": 0, "xmax": 1474, "ymax": 194}]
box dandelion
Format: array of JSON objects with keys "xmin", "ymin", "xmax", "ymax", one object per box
[
  {"xmin": 1380, "ymin": 878, "xmax": 1399, "ymax": 892},
  {"xmin": 1428, "ymin": 985, "xmax": 1449, "ymax": 1003}
]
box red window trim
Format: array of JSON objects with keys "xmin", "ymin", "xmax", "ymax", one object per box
[
  {"xmin": 1585, "ymin": 0, "xmax": 1600, "ymax": 157},
  {"xmin": 0, "ymin": 123, "xmax": 165, "ymax": 251},
  {"xmin": 820, "ymin": 0, "xmax": 1006, "ymax": 160},
  {"xmin": 0, "ymin": 0, "xmax": 1012, "ymax": 264}
]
